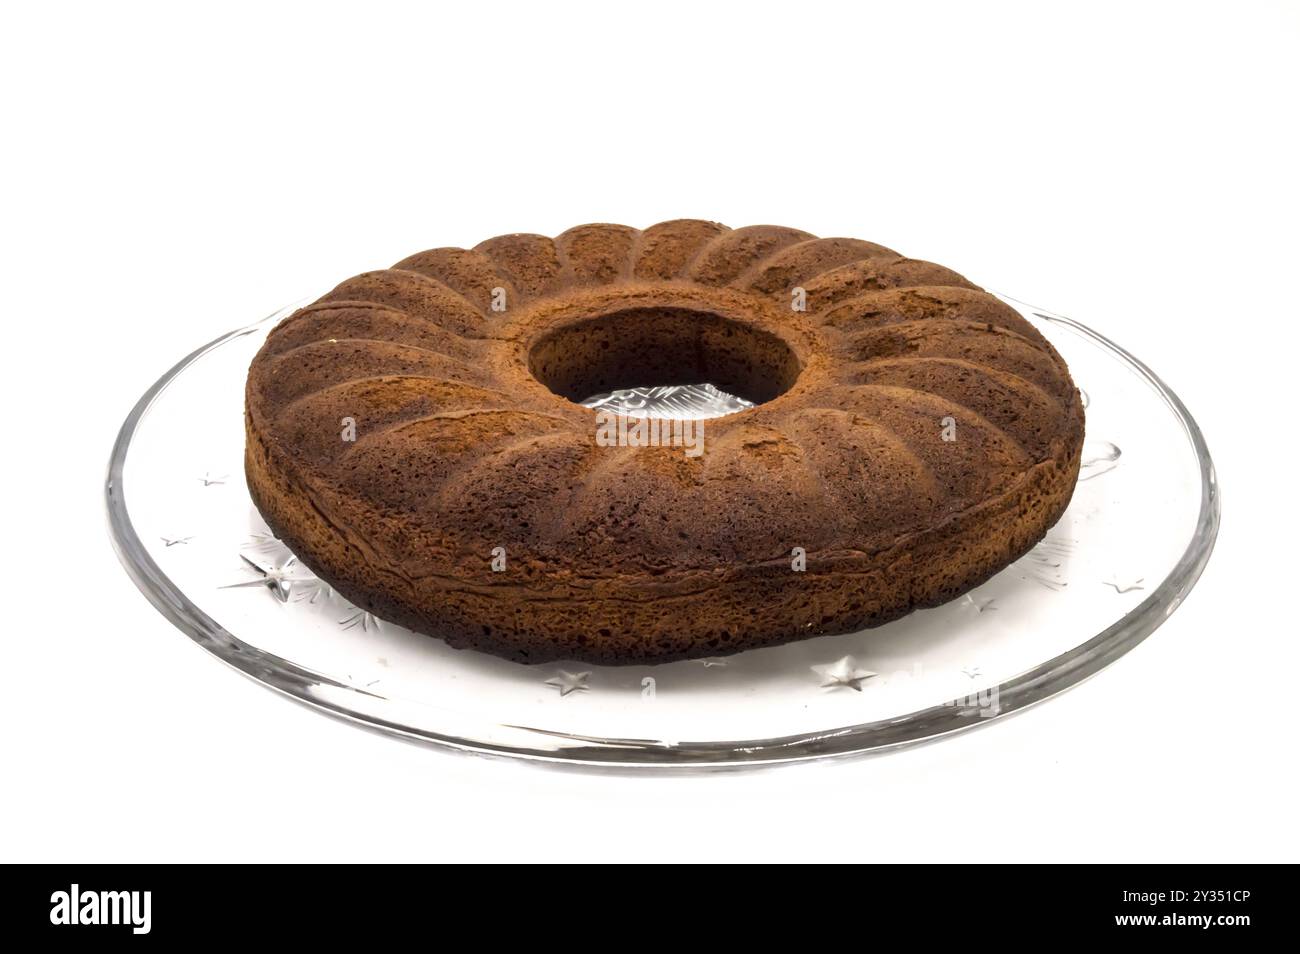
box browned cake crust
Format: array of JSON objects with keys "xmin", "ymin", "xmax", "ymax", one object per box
[{"xmin": 245, "ymin": 221, "xmax": 1085, "ymax": 664}]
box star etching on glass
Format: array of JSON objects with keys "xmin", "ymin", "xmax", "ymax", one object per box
[
  {"xmin": 339, "ymin": 608, "xmax": 379, "ymax": 632},
  {"xmin": 220, "ymin": 553, "xmax": 312, "ymax": 603},
  {"xmin": 812, "ymin": 656, "xmax": 878, "ymax": 692},
  {"xmin": 544, "ymin": 670, "xmax": 591, "ymax": 697}
]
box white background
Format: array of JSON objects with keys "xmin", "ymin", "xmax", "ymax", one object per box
[{"xmin": 2, "ymin": 1, "xmax": 1297, "ymax": 862}]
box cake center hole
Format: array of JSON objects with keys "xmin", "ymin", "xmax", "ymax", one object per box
[{"xmin": 528, "ymin": 307, "xmax": 800, "ymax": 420}]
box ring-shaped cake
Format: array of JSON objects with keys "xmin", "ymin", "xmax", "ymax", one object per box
[{"xmin": 245, "ymin": 220, "xmax": 1086, "ymax": 663}]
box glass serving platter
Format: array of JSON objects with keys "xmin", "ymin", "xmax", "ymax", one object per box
[{"xmin": 106, "ymin": 295, "xmax": 1219, "ymax": 769}]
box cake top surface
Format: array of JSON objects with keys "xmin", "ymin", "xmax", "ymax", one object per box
[{"xmin": 246, "ymin": 220, "xmax": 1084, "ymax": 577}]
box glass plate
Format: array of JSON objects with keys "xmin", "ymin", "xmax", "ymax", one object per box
[{"xmin": 106, "ymin": 295, "xmax": 1219, "ymax": 769}]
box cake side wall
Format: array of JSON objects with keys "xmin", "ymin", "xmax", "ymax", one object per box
[{"xmin": 244, "ymin": 393, "xmax": 1084, "ymax": 665}]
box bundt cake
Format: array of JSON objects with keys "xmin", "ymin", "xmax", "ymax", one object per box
[{"xmin": 244, "ymin": 220, "xmax": 1086, "ymax": 664}]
